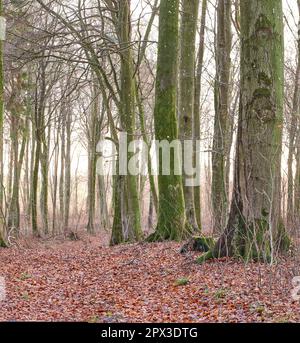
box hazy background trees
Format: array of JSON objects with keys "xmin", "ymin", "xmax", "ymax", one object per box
[{"xmin": 0, "ymin": 0, "xmax": 299, "ymax": 260}]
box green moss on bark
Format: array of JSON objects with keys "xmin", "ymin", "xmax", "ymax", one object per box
[
  {"xmin": 149, "ymin": 0, "xmax": 187, "ymax": 241},
  {"xmin": 197, "ymin": 0, "xmax": 290, "ymax": 264},
  {"xmin": 180, "ymin": 235, "xmax": 215, "ymax": 254}
]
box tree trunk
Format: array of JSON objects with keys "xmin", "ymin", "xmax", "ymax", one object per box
[
  {"xmin": 52, "ymin": 117, "xmax": 60, "ymax": 235},
  {"xmin": 149, "ymin": 0, "xmax": 186, "ymax": 241},
  {"xmin": 7, "ymin": 110, "xmax": 20, "ymax": 232},
  {"xmin": 0, "ymin": 0, "xmax": 5, "ymax": 246},
  {"xmin": 59, "ymin": 100, "xmax": 66, "ymax": 233},
  {"xmin": 7, "ymin": 106, "xmax": 27, "ymax": 232},
  {"xmin": 289, "ymin": 0, "xmax": 300, "ymax": 228},
  {"xmin": 193, "ymin": 0, "xmax": 208, "ymax": 231},
  {"xmin": 64, "ymin": 107, "xmax": 71, "ymax": 230},
  {"xmin": 40, "ymin": 112, "xmax": 49, "ymax": 235},
  {"xmin": 113, "ymin": 0, "xmax": 142, "ymax": 242},
  {"xmin": 211, "ymin": 0, "xmax": 232, "ymax": 234},
  {"xmin": 87, "ymin": 83, "xmax": 98, "ymax": 234},
  {"xmin": 178, "ymin": 0, "xmax": 200, "ymax": 233},
  {"xmin": 199, "ymin": 0, "xmax": 290, "ymax": 263}
]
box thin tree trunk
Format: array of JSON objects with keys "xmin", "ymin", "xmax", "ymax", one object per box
[
  {"xmin": 7, "ymin": 106, "xmax": 27, "ymax": 232},
  {"xmin": 289, "ymin": 0, "xmax": 300, "ymax": 227},
  {"xmin": 31, "ymin": 73, "xmax": 44, "ymax": 236},
  {"xmin": 0, "ymin": 0, "xmax": 5, "ymax": 246},
  {"xmin": 179, "ymin": 0, "xmax": 200, "ymax": 233},
  {"xmin": 211, "ymin": 0, "xmax": 232, "ymax": 234},
  {"xmin": 64, "ymin": 107, "xmax": 71, "ymax": 230},
  {"xmin": 59, "ymin": 101, "xmax": 66, "ymax": 233},
  {"xmin": 193, "ymin": 0, "xmax": 208, "ymax": 231},
  {"xmin": 87, "ymin": 83, "xmax": 98, "ymax": 234},
  {"xmin": 40, "ymin": 114, "xmax": 49, "ymax": 235},
  {"xmin": 52, "ymin": 117, "xmax": 60, "ymax": 235}
]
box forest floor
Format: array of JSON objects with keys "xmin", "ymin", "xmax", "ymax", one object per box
[{"xmin": 0, "ymin": 232, "xmax": 300, "ymax": 323}]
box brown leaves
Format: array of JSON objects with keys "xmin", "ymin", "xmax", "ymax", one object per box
[{"xmin": 0, "ymin": 238, "xmax": 299, "ymax": 322}]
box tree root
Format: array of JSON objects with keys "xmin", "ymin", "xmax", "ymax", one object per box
[{"xmin": 180, "ymin": 235, "xmax": 215, "ymax": 253}]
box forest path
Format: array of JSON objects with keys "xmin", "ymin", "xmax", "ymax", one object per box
[{"xmin": 0, "ymin": 236, "xmax": 299, "ymax": 322}]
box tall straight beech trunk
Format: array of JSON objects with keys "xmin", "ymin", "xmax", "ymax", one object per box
[
  {"xmin": 29, "ymin": 115, "xmax": 35, "ymax": 225},
  {"xmin": 289, "ymin": 0, "xmax": 300, "ymax": 224},
  {"xmin": 64, "ymin": 107, "xmax": 71, "ymax": 230},
  {"xmin": 52, "ymin": 117, "xmax": 60, "ymax": 234},
  {"xmin": 193, "ymin": 0, "xmax": 208, "ymax": 230},
  {"xmin": 179, "ymin": 0, "xmax": 200, "ymax": 233},
  {"xmin": 149, "ymin": 0, "xmax": 186, "ymax": 241},
  {"xmin": 87, "ymin": 83, "xmax": 99, "ymax": 234},
  {"xmin": 111, "ymin": 0, "xmax": 142, "ymax": 244},
  {"xmin": 7, "ymin": 103, "xmax": 27, "ymax": 232},
  {"xmin": 40, "ymin": 109, "xmax": 49, "ymax": 235},
  {"xmin": 23, "ymin": 73, "xmax": 33, "ymax": 229},
  {"xmin": 7, "ymin": 109, "xmax": 19, "ymax": 231},
  {"xmin": 211, "ymin": 0, "xmax": 232, "ymax": 234},
  {"xmin": 97, "ymin": 101, "xmax": 109, "ymax": 230},
  {"xmin": 0, "ymin": 0, "xmax": 5, "ymax": 246},
  {"xmin": 59, "ymin": 97, "xmax": 66, "ymax": 232},
  {"xmin": 135, "ymin": 79, "xmax": 158, "ymax": 214},
  {"xmin": 31, "ymin": 67, "xmax": 45, "ymax": 236},
  {"xmin": 200, "ymin": 0, "xmax": 290, "ymax": 263}
]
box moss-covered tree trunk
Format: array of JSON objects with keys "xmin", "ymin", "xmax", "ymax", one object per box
[
  {"xmin": 289, "ymin": 0, "xmax": 300, "ymax": 226},
  {"xmin": 193, "ymin": 0, "xmax": 208, "ymax": 230},
  {"xmin": 199, "ymin": 0, "xmax": 289, "ymax": 263},
  {"xmin": 52, "ymin": 118, "xmax": 60, "ymax": 235},
  {"xmin": 40, "ymin": 108, "xmax": 49, "ymax": 235},
  {"xmin": 87, "ymin": 82, "xmax": 99, "ymax": 235},
  {"xmin": 31, "ymin": 66, "xmax": 46, "ymax": 236},
  {"xmin": 111, "ymin": 0, "xmax": 142, "ymax": 244},
  {"xmin": 7, "ymin": 104, "xmax": 27, "ymax": 233},
  {"xmin": 110, "ymin": 159, "xmax": 124, "ymax": 245},
  {"xmin": 179, "ymin": 0, "xmax": 200, "ymax": 233},
  {"xmin": 64, "ymin": 106, "xmax": 71, "ymax": 231},
  {"xmin": 59, "ymin": 99, "xmax": 66, "ymax": 233},
  {"xmin": 0, "ymin": 0, "xmax": 5, "ymax": 246},
  {"xmin": 149, "ymin": 0, "xmax": 186, "ymax": 241},
  {"xmin": 211, "ymin": 0, "xmax": 232, "ymax": 234}
]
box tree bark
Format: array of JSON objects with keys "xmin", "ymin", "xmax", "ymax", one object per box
[
  {"xmin": 289, "ymin": 0, "xmax": 300, "ymax": 227},
  {"xmin": 111, "ymin": 0, "xmax": 142, "ymax": 242},
  {"xmin": 211, "ymin": 0, "xmax": 232, "ymax": 234},
  {"xmin": 179, "ymin": 0, "xmax": 200, "ymax": 233},
  {"xmin": 199, "ymin": 0, "xmax": 290, "ymax": 263},
  {"xmin": 0, "ymin": 0, "xmax": 5, "ymax": 246},
  {"xmin": 149, "ymin": 0, "xmax": 186, "ymax": 241},
  {"xmin": 87, "ymin": 82, "xmax": 99, "ymax": 234},
  {"xmin": 193, "ymin": 0, "xmax": 208, "ymax": 231}
]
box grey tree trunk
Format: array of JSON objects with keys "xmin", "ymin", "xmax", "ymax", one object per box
[
  {"xmin": 211, "ymin": 0, "xmax": 232, "ymax": 234},
  {"xmin": 64, "ymin": 107, "xmax": 71, "ymax": 230},
  {"xmin": 289, "ymin": 0, "xmax": 300, "ymax": 227},
  {"xmin": 59, "ymin": 99, "xmax": 66, "ymax": 233},
  {"xmin": 31, "ymin": 63, "xmax": 47, "ymax": 236},
  {"xmin": 193, "ymin": 0, "xmax": 208, "ymax": 231},
  {"xmin": 87, "ymin": 82, "xmax": 99, "ymax": 234},
  {"xmin": 51, "ymin": 116, "xmax": 60, "ymax": 235},
  {"xmin": 0, "ymin": 0, "xmax": 5, "ymax": 246},
  {"xmin": 111, "ymin": 0, "xmax": 142, "ymax": 243},
  {"xmin": 7, "ymin": 98, "xmax": 27, "ymax": 233},
  {"xmin": 200, "ymin": 0, "xmax": 290, "ymax": 263},
  {"xmin": 179, "ymin": 0, "xmax": 200, "ymax": 233}
]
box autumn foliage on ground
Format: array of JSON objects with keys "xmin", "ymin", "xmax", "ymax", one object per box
[{"xmin": 0, "ymin": 233, "xmax": 299, "ymax": 323}]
